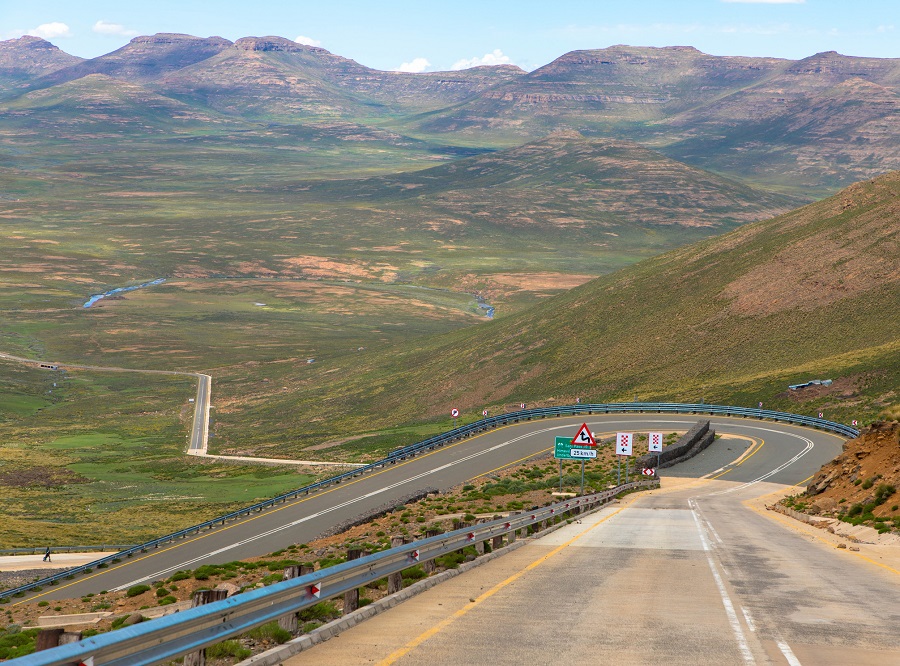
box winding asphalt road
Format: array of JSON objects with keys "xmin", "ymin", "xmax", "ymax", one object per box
[{"xmin": 12, "ymin": 414, "xmax": 844, "ymax": 605}]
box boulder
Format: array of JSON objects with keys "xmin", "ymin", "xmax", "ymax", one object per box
[
  {"xmin": 810, "ymin": 497, "xmax": 837, "ymax": 514},
  {"xmin": 122, "ymin": 613, "xmax": 143, "ymax": 627},
  {"xmin": 214, "ymin": 582, "xmax": 240, "ymax": 597}
]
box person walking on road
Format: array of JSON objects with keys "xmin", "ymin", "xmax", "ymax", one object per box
[{"xmin": 43, "ymin": 546, "xmax": 51, "ymax": 562}]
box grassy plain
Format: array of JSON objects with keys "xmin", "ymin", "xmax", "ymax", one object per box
[{"xmin": 0, "ymin": 361, "xmax": 324, "ymax": 547}]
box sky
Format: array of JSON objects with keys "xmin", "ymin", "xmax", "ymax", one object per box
[{"xmin": 2, "ymin": 0, "xmax": 897, "ymax": 72}]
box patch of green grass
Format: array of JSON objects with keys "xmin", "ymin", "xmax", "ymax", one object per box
[
  {"xmin": 245, "ymin": 621, "xmax": 292, "ymax": 644},
  {"xmin": 126, "ymin": 585, "xmax": 151, "ymax": 598},
  {"xmin": 206, "ymin": 640, "xmax": 252, "ymax": 661},
  {"xmin": 297, "ymin": 601, "xmax": 340, "ymax": 623},
  {"xmin": 0, "ymin": 627, "xmax": 39, "ymax": 660}
]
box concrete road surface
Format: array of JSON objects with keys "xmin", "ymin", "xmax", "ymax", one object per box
[{"xmin": 287, "ymin": 478, "xmax": 900, "ymax": 666}]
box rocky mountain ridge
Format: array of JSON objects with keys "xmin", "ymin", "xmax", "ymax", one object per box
[{"xmin": 1, "ymin": 35, "xmax": 897, "ymax": 191}]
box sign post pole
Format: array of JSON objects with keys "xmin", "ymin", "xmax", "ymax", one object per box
[
  {"xmin": 554, "ymin": 426, "xmax": 598, "ymax": 494},
  {"xmin": 648, "ymin": 432, "xmax": 664, "ymax": 477},
  {"xmin": 617, "ymin": 458, "xmax": 620, "ymax": 485},
  {"xmin": 616, "ymin": 433, "xmax": 633, "ymax": 485}
]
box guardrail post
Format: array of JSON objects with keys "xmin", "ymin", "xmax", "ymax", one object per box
[
  {"xmin": 35, "ymin": 628, "xmax": 83, "ymax": 651},
  {"xmin": 423, "ymin": 530, "xmax": 441, "ymax": 574},
  {"xmin": 388, "ymin": 537, "xmax": 405, "ymax": 594},
  {"xmin": 184, "ymin": 589, "xmax": 228, "ymax": 666},
  {"xmin": 492, "ymin": 533, "xmax": 503, "ymax": 551},
  {"xmin": 474, "ymin": 521, "xmax": 486, "ymax": 555},
  {"xmin": 35, "ymin": 629, "xmax": 63, "ymax": 652},
  {"xmin": 343, "ymin": 548, "xmax": 365, "ymax": 614},
  {"xmin": 507, "ymin": 512, "xmax": 518, "ymax": 543},
  {"xmin": 278, "ymin": 566, "xmax": 305, "ymax": 634}
]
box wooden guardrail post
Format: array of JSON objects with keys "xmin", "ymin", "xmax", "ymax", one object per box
[
  {"xmin": 474, "ymin": 521, "xmax": 485, "ymax": 555},
  {"xmin": 278, "ymin": 565, "xmax": 305, "ymax": 633},
  {"xmin": 492, "ymin": 533, "xmax": 503, "ymax": 551},
  {"xmin": 36, "ymin": 628, "xmax": 82, "ymax": 651},
  {"xmin": 343, "ymin": 548, "xmax": 364, "ymax": 614},
  {"xmin": 423, "ymin": 530, "xmax": 441, "ymax": 574},
  {"xmin": 184, "ymin": 589, "xmax": 228, "ymax": 666},
  {"xmin": 388, "ymin": 536, "xmax": 405, "ymax": 594}
]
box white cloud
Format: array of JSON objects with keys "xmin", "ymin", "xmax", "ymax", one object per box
[
  {"xmin": 26, "ymin": 22, "xmax": 72, "ymax": 39},
  {"xmin": 451, "ymin": 49, "xmax": 514, "ymax": 70},
  {"xmin": 92, "ymin": 20, "xmax": 138, "ymax": 37},
  {"xmin": 396, "ymin": 57, "xmax": 431, "ymax": 73},
  {"xmin": 295, "ymin": 35, "xmax": 322, "ymax": 47},
  {"xmin": 721, "ymin": 0, "xmax": 805, "ymax": 3}
]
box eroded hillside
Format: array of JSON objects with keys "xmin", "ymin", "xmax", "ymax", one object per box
[{"xmin": 804, "ymin": 422, "xmax": 900, "ymax": 527}]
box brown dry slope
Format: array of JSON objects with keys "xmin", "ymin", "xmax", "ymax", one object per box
[{"xmin": 804, "ymin": 422, "xmax": 900, "ymax": 526}]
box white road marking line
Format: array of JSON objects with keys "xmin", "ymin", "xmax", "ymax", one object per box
[
  {"xmin": 692, "ymin": 507, "xmax": 755, "ymax": 664},
  {"xmin": 777, "ymin": 640, "xmax": 802, "ymax": 666},
  {"xmin": 706, "ymin": 436, "xmax": 813, "ymax": 496},
  {"xmin": 688, "ymin": 499, "xmax": 723, "ymax": 546},
  {"xmin": 112, "ymin": 426, "xmax": 565, "ymax": 590},
  {"xmin": 741, "ymin": 606, "xmax": 756, "ymax": 632}
]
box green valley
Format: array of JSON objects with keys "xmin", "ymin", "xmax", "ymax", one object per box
[{"xmin": 0, "ymin": 32, "xmax": 897, "ymax": 546}]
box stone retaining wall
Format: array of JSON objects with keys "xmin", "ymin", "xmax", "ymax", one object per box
[{"xmin": 635, "ymin": 420, "xmax": 713, "ymax": 470}]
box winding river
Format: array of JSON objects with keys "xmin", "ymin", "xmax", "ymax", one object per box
[{"xmin": 83, "ymin": 278, "xmax": 166, "ymax": 308}]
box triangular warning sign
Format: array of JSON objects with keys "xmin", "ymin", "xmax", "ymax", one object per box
[{"xmin": 570, "ymin": 423, "xmax": 596, "ymax": 447}]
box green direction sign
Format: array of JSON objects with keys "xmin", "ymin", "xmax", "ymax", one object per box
[{"xmin": 554, "ymin": 436, "xmax": 597, "ymax": 460}]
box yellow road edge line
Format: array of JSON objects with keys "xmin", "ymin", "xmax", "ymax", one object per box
[
  {"xmin": 745, "ymin": 499, "xmax": 900, "ymax": 578},
  {"xmin": 722, "ymin": 435, "xmax": 763, "ymax": 466},
  {"xmin": 469, "ymin": 448, "xmax": 552, "ymax": 482},
  {"xmin": 707, "ymin": 437, "xmax": 765, "ymax": 480},
  {"xmin": 377, "ymin": 503, "xmax": 632, "ymax": 665}
]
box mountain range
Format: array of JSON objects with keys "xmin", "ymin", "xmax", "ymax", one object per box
[{"xmin": 2, "ymin": 34, "xmax": 899, "ymax": 193}]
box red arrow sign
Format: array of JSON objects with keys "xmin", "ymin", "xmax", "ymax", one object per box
[{"xmin": 310, "ymin": 583, "xmax": 321, "ymax": 599}]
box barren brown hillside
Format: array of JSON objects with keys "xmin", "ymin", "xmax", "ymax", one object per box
[{"xmin": 804, "ymin": 422, "xmax": 900, "ymax": 526}]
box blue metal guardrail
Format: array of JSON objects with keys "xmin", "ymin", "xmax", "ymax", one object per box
[
  {"xmin": 7, "ymin": 480, "xmax": 658, "ymax": 666},
  {"xmin": 0, "ymin": 546, "xmax": 136, "ymax": 557},
  {"xmin": 0, "ymin": 403, "xmax": 857, "ymax": 600}
]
